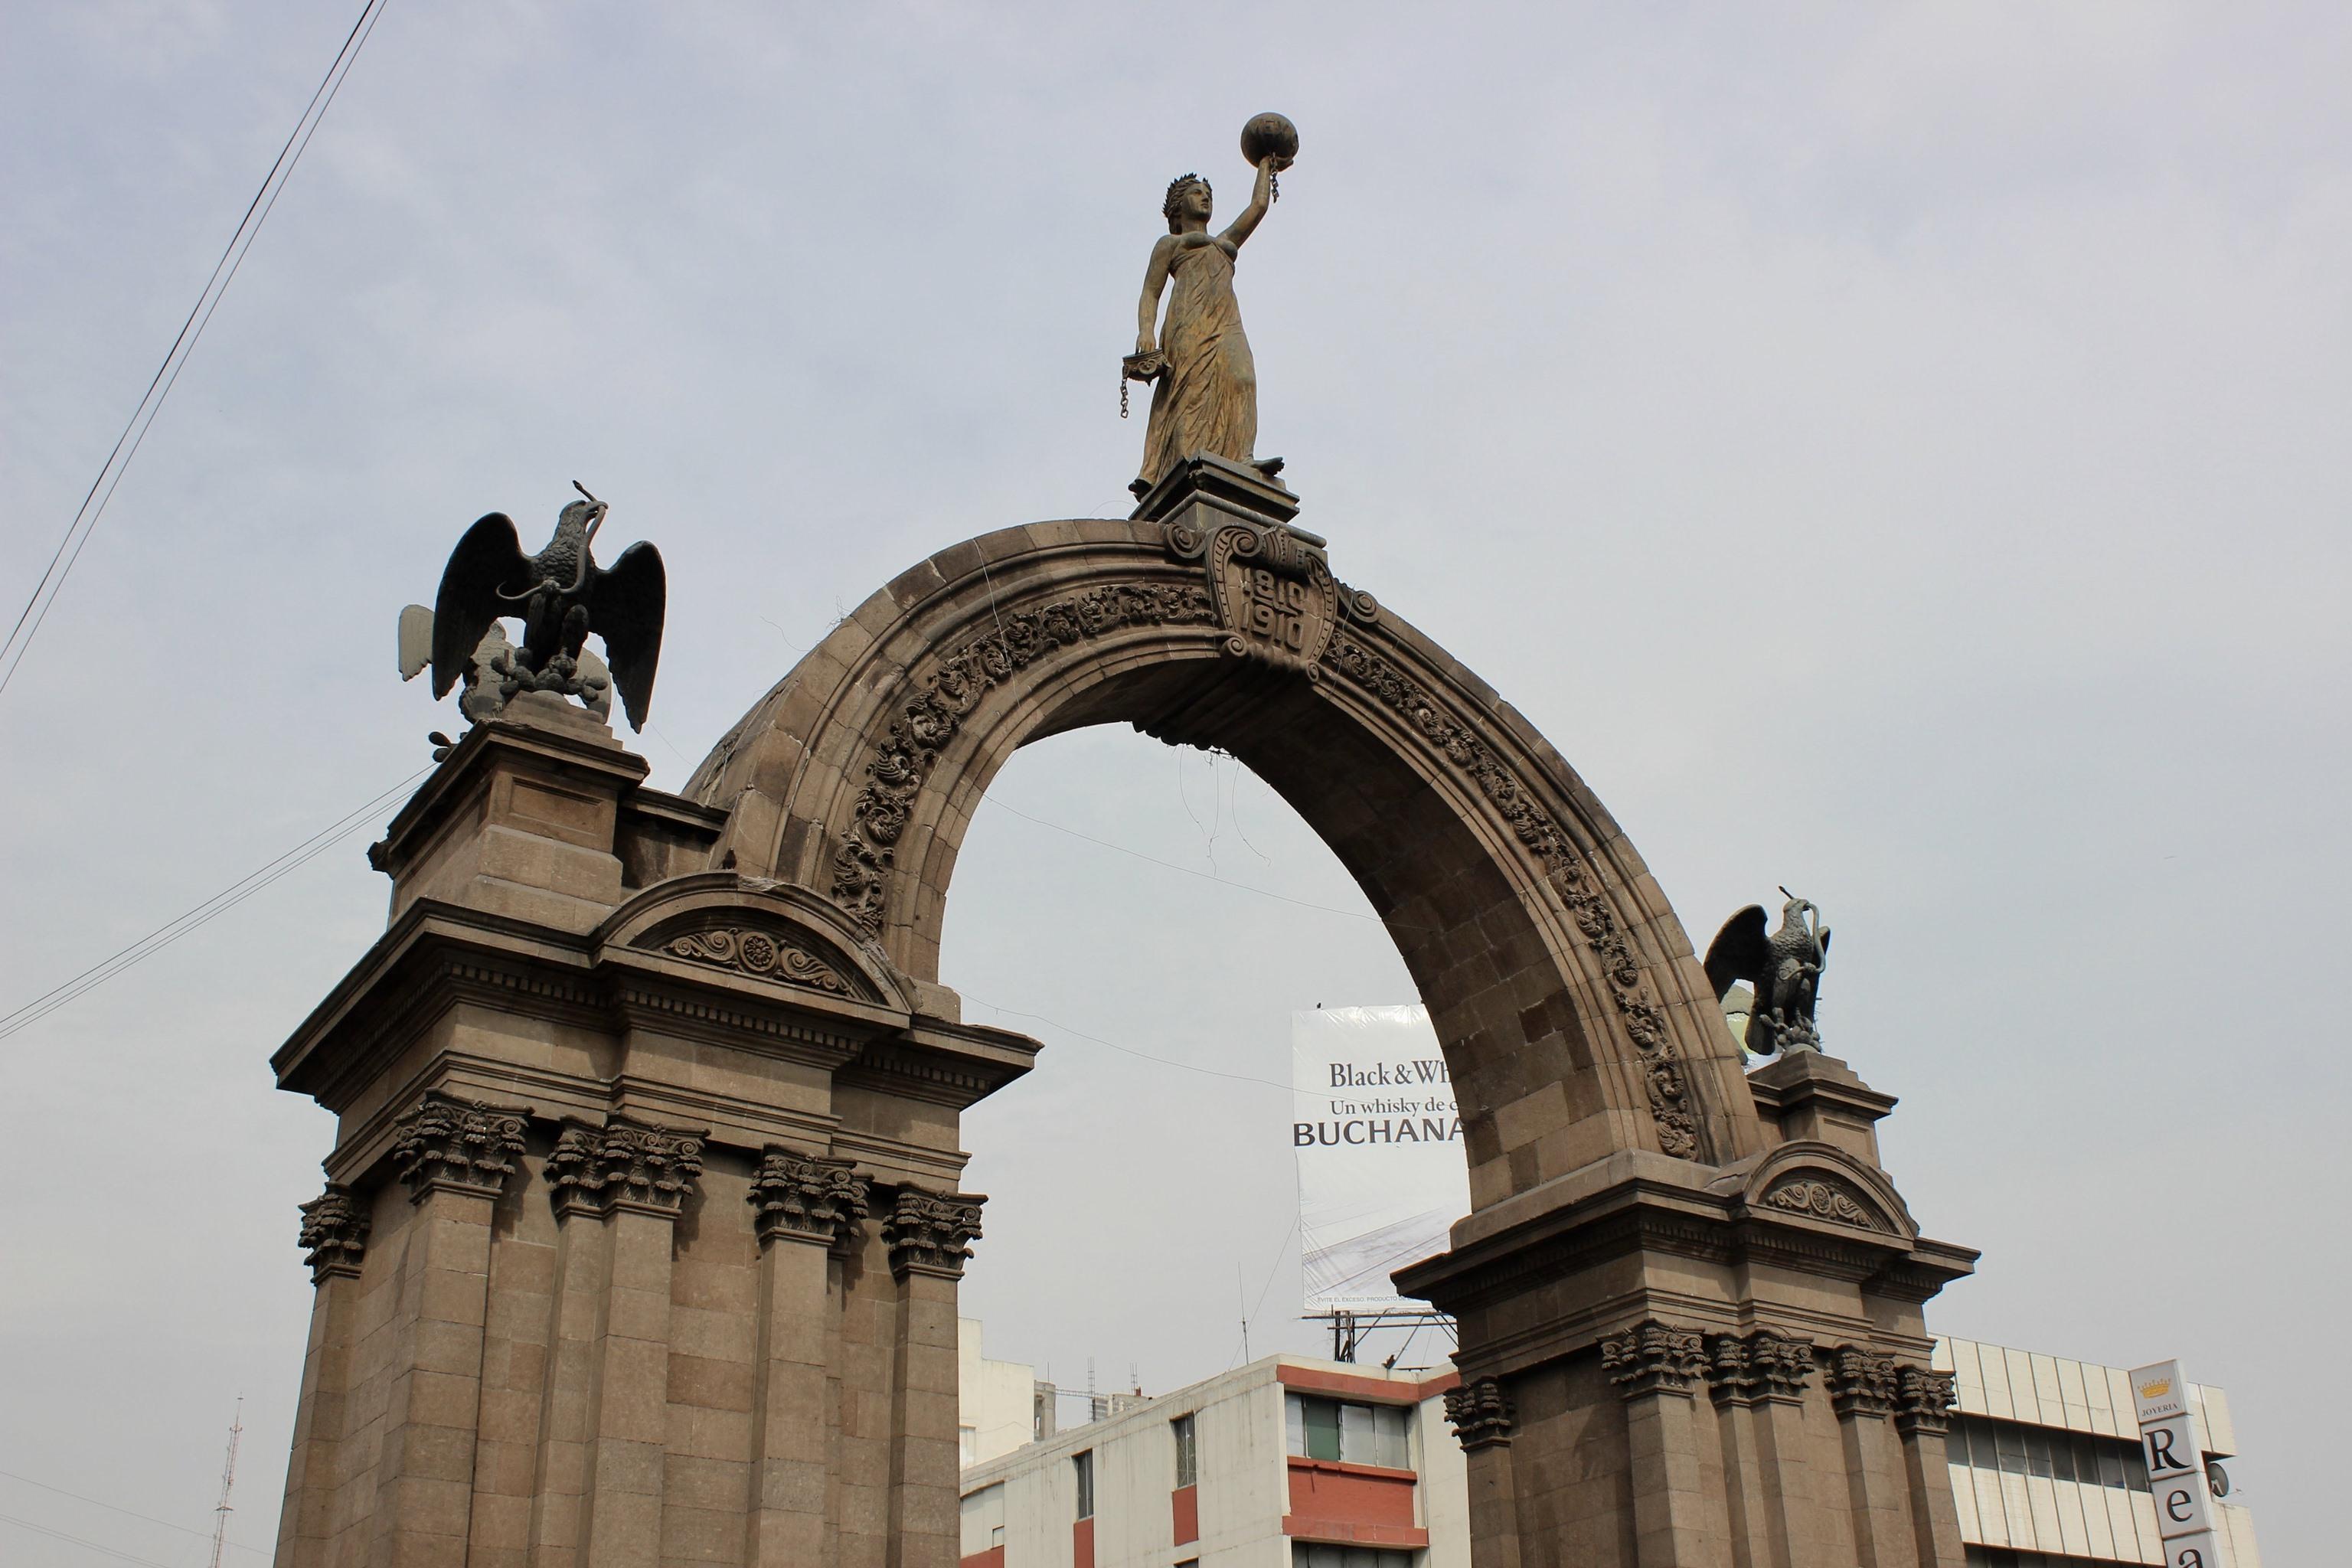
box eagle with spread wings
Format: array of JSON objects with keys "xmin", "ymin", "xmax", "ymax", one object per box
[
  {"xmin": 1702, "ymin": 889, "xmax": 1831, "ymax": 1057},
  {"xmin": 428, "ymin": 483, "xmax": 665, "ymax": 733}
]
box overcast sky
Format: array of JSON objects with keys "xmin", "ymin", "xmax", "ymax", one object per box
[{"xmin": 3, "ymin": 2, "xmax": 2346, "ymax": 1562}]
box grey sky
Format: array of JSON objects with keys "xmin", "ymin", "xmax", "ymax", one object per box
[{"xmin": 3, "ymin": 2, "xmax": 2344, "ymax": 1561}]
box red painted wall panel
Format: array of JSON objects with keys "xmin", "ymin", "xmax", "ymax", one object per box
[
  {"xmin": 1073, "ymin": 1516, "xmax": 1095, "ymax": 1568},
  {"xmin": 1171, "ymin": 1484, "xmax": 1199, "ymax": 1545},
  {"xmin": 960, "ymin": 1550, "xmax": 1005, "ymax": 1568}
]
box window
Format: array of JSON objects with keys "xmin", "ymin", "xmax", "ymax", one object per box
[
  {"xmin": 1292, "ymin": 1547, "xmax": 1417, "ymax": 1568},
  {"xmin": 1284, "ymin": 1394, "xmax": 1410, "ymax": 1470},
  {"xmin": 1073, "ymin": 1450, "xmax": 1094, "ymax": 1520},
  {"xmin": 959, "ymin": 1424, "xmax": 977, "ymax": 1468},
  {"xmin": 1171, "ymin": 1413, "xmax": 1197, "ymax": 1488}
]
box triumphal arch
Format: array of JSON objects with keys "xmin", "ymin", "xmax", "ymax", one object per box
[{"xmin": 268, "ymin": 123, "xmax": 1975, "ymax": 1568}]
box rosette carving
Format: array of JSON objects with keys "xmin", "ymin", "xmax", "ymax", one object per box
[
  {"xmin": 1442, "ymin": 1378, "xmax": 1515, "ymax": 1452},
  {"xmin": 882, "ymin": 1186, "xmax": 985, "ymax": 1279},
  {"xmin": 662, "ymin": 927, "xmax": 849, "ymax": 993},
  {"xmin": 1320, "ymin": 632, "xmax": 1700, "ymax": 1159},
  {"xmin": 748, "ymin": 1148, "xmax": 870, "ymax": 1249},
  {"xmin": 296, "ymin": 1183, "xmax": 369, "ymax": 1282},
  {"xmin": 390, "ymin": 1091, "xmax": 528, "ymax": 1202},
  {"xmin": 547, "ymin": 1116, "xmax": 706, "ymax": 1220},
  {"xmin": 1827, "ymin": 1347, "xmax": 1898, "ymax": 1419},
  {"xmin": 1601, "ymin": 1319, "xmax": 1709, "ymax": 1399},
  {"xmin": 831, "ymin": 582, "xmax": 1218, "ymax": 935},
  {"xmin": 1893, "ymin": 1367, "xmax": 1957, "ymax": 1436}
]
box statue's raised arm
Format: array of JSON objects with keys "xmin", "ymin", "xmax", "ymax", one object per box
[{"xmin": 1123, "ymin": 114, "xmax": 1298, "ymax": 499}]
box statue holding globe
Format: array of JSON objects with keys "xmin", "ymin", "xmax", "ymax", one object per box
[{"xmin": 1125, "ymin": 113, "xmax": 1298, "ymax": 498}]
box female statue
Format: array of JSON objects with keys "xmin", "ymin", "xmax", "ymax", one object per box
[{"xmin": 1126, "ymin": 151, "xmax": 1292, "ymax": 498}]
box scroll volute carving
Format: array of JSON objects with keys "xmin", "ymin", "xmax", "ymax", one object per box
[
  {"xmin": 606, "ymin": 876, "xmax": 903, "ymax": 1008},
  {"xmin": 1739, "ymin": 1142, "xmax": 1914, "ymax": 1240}
]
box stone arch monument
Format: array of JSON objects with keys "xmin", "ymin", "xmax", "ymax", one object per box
[{"xmin": 270, "ymin": 460, "xmax": 1975, "ymax": 1568}]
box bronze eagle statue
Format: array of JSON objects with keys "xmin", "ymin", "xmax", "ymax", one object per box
[
  {"xmin": 429, "ymin": 483, "xmax": 665, "ymax": 732},
  {"xmin": 1703, "ymin": 889, "xmax": 1830, "ymax": 1057}
]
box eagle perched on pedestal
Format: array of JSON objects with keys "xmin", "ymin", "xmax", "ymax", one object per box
[
  {"xmin": 1703, "ymin": 890, "xmax": 1831, "ymax": 1057},
  {"xmin": 430, "ymin": 483, "xmax": 666, "ymax": 732}
]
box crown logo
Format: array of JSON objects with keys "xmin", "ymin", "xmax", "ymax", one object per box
[{"xmin": 2137, "ymin": 1377, "xmax": 2173, "ymax": 1400}]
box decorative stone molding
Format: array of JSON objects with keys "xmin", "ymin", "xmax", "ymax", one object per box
[
  {"xmin": 659, "ymin": 927, "xmax": 850, "ymax": 994},
  {"xmin": 1761, "ymin": 1175, "xmax": 1885, "ymax": 1231},
  {"xmin": 296, "ymin": 1183, "xmax": 369, "ymax": 1282},
  {"xmin": 546, "ymin": 1116, "xmax": 707, "ymax": 1220},
  {"xmin": 1704, "ymin": 1329, "xmax": 1818, "ymax": 1405},
  {"xmin": 1442, "ymin": 1378, "xmax": 1516, "ymax": 1452},
  {"xmin": 1319, "ymin": 632, "xmax": 1700, "ymax": 1160},
  {"xmin": 1827, "ymin": 1348, "xmax": 1899, "ymax": 1419},
  {"xmin": 882, "ymin": 1186, "xmax": 985, "ymax": 1279},
  {"xmin": 1893, "ymin": 1366, "xmax": 1958, "ymax": 1437},
  {"xmin": 390, "ymin": 1091, "xmax": 529, "ymax": 1202},
  {"xmin": 748, "ymin": 1148, "xmax": 870, "ymax": 1250},
  {"xmin": 831, "ymin": 582, "xmax": 1219, "ymax": 934},
  {"xmin": 1602, "ymin": 1319, "xmax": 1709, "ymax": 1400}
]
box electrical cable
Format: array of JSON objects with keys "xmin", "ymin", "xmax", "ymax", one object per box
[
  {"xmin": 0, "ymin": 0, "xmax": 393, "ymax": 700},
  {"xmin": 0, "ymin": 1510, "xmax": 178, "ymax": 1568},
  {"xmin": 959, "ymin": 991, "xmax": 1293, "ymax": 1092},
  {"xmin": 0, "ymin": 1471, "xmax": 266, "ymax": 1559},
  {"xmin": 0, "ymin": 766, "xmax": 429, "ymax": 1042}
]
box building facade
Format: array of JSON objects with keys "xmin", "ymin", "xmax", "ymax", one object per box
[{"xmin": 957, "ymin": 1339, "xmax": 2259, "ymax": 1568}]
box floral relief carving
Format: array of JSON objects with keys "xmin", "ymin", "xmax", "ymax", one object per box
[
  {"xmin": 1761, "ymin": 1177, "xmax": 1884, "ymax": 1231},
  {"xmin": 831, "ymin": 582, "xmax": 1219, "ymax": 935},
  {"xmin": 1442, "ymin": 1378, "xmax": 1516, "ymax": 1452},
  {"xmin": 1893, "ymin": 1367, "xmax": 1958, "ymax": 1436},
  {"xmin": 296, "ymin": 1183, "xmax": 369, "ymax": 1282},
  {"xmin": 882, "ymin": 1186, "xmax": 986, "ymax": 1279},
  {"xmin": 1320, "ymin": 632, "xmax": 1700, "ymax": 1160},
  {"xmin": 546, "ymin": 1116, "xmax": 706, "ymax": 1220},
  {"xmin": 390, "ymin": 1091, "xmax": 529, "ymax": 1202},
  {"xmin": 1827, "ymin": 1348, "xmax": 1899, "ymax": 1419},
  {"xmin": 1704, "ymin": 1328, "xmax": 1817, "ymax": 1405},
  {"xmin": 748, "ymin": 1148, "xmax": 871, "ymax": 1249},
  {"xmin": 1602, "ymin": 1319, "xmax": 1709, "ymax": 1399},
  {"xmin": 662, "ymin": 928, "xmax": 850, "ymax": 994}
]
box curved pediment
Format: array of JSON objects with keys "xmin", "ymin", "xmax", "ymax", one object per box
[
  {"xmin": 599, "ymin": 874, "xmax": 908, "ymax": 1010},
  {"xmin": 1736, "ymin": 1141, "xmax": 1916, "ymax": 1240}
]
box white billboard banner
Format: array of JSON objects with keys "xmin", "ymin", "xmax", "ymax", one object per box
[
  {"xmin": 2128, "ymin": 1360, "xmax": 2220, "ymax": 1568},
  {"xmin": 1291, "ymin": 1005, "xmax": 1471, "ymax": 1311}
]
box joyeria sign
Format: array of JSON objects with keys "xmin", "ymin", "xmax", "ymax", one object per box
[{"xmin": 2128, "ymin": 1361, "xmax": 2219, "ymax": 1567}]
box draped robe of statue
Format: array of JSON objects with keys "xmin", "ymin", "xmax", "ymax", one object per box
[{"xmin": 1138, "ymin": 235, "xmax": 1257, "ymax": 492}]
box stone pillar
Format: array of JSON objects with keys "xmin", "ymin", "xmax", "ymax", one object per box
[
  {"xmin": 880, "ymin": 1187, "xmax": 983, "ymax": 1568},
  {"xmin": 1444, "ymin": 1380, "xmax": 1524, "ymax": 1568},
  {"xmin": 541, "ymin": 1116, "xmax": 707, "ymax": 1568},
  {"xmin": 745, "ymin": 1150, "xmax": 871, "ymax": 1566},
  {"xmin": 1704, "ymin": 1335, "xmax": 1779, "ymax": 1568},
  {"xmin": 1892, "ymin": 1368, "xmax": 1964, "ymax": 1568},
  {"xmin": 275, "ymin": 1184, "xmax": 370, "ymax": 1568},
  {"xmin": 369, "ymin": 1093, "xmax": 528, "ymax": 1568},
  {"xmin": 1744, "ymin": 1331, "xmax": 1834, "ymax": 1566},
  {"xmin": 1828, "ymin": 1349, "xmax": 1913, "ymax": 1568},
  {"xmin": 1602, "ymin": 1321, "xmax": 1727, "ymax": 1568}
]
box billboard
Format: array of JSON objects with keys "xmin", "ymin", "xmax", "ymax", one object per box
[{"xmin": 1291, "ymin": 1005, "xmax": 1472, "ymax": 1310}]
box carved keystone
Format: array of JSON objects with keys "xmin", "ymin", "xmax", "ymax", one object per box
[
  {"xmin": 1893, "ymin": 1367, "xmax": 1958, "ymax": 1437},
  {"xmin": 546, "ymin": 1115, "xmax": 707, "ymax": 1220},
  {"xmin": 748, "ymin": 1148, "xmax": 870, "ymax": 1250},
  {"xmin": 1828, "ymin": 1347, "xmax": 1899, "ymax": 1419},
  {"xmin": 390, "ymin": 1090, "xmax": 528, "ymax": 1203},
  {"xmin": 1601, "ymin": 1319, "xmax": 1709, "ymax": 1400},
  {"xmin": 1443, "ymin": 1378, "xmax": 1515, "ymax": 1452},
  {"xmin": 883, "ymin": 1186, "xmax": 985, "ymax": 1280},
  {"xmin": 296, "ymin": 1183, "xmax": 369, "ymax": 1283}
]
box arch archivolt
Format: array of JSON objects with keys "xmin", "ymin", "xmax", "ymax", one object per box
[{"xmin": 687, "ymin": 516, "xmax": 1761, "ymax": 1208}]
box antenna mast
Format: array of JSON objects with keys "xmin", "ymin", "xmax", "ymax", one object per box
[{"xmin": 207, "ymin": 1396, "xmax": 244, "ymax": 1568}]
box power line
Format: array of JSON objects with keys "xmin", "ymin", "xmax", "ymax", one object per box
[
  {"xmin": 959, "ymin": 991, "xmax": 1294, "ymax": 1093},
  {"xmin": 0, "ymin": 1469, "xmax": 267, "ymax": 1558},
  {"xmin": 0, "ymin": 766, "xmax": 429, "ymax": 1042},
  {"xmin": 0, "ymin": 1510, "xmax": 178, "ymax": 1568},
  {"xmin": 0, "ymin": 0, "xmax": 394, "ymax": 701}
]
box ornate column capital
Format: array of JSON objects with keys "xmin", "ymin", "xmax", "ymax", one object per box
[
  {"xmin": 1443, "ymin": 1378, "xmax": 1516, "ymax": 1452},
  {"xmin": 1892, "ymin": 1366, "xmax": 1957, "ymax": 1436},
  {"xmin": 296, "ymin": 1183, "xmax": 369, "ymax": 1283},
  {"xmin": 883, "ymin": 1186, "xmax": 984, "ymax": 1280},
  {"xmin": 748, "ymin": 1148, "xmax": 870, "ymax": 1250},
  {"xmin": 390, "ymin": 1090, "xmax": 528, "ymax": 1202},
  {"xmin": 1601, "ymin": 1319, "xmax": 1708, "ymax": 1400},
  {"xmin": 1827, "ymin": 1347, "xmax": 1898, "ymax": 1419},
  {"xmin": 1704, "ymin": 1329, "xmax": 1818, "ymax": 1405},
  {"xmin": 547, "ymin": 1115, "xmax": 707, "ymax": 1220}
]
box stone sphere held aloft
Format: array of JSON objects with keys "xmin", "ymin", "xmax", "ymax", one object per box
[{"xmin": 1241, "ymin": 112, "xmax": 1298, "ymax": 169}]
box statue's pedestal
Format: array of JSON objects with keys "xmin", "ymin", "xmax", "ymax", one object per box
[
  {"xmin": 272, "ymin": 701, "xmax": 1035, "ymax": 1568},
  {"xmin": 1400, "ymin": 1048, "xmax": 1976, "ymax": 1568}
]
